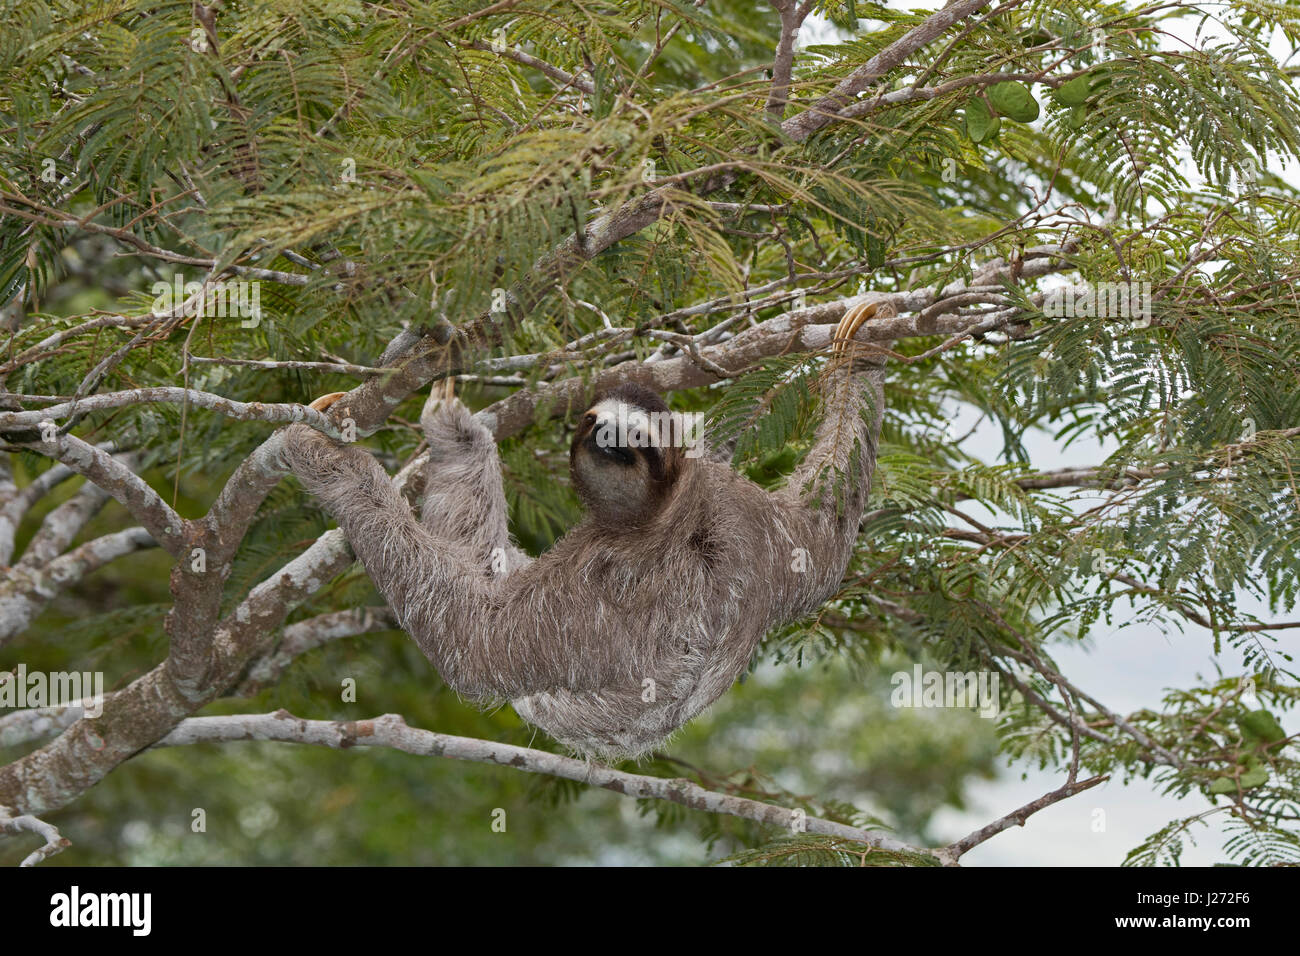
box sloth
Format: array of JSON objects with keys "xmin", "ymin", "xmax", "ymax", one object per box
[{"xmin": 280, "ymin": 303, "xmax": 886, "ymax": 759}]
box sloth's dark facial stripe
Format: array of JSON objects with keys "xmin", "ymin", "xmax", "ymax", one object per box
[
  {"xmin": 589, "ymin": 431, "xmax": 636, "ymax": 466},
  {"xmin": 643, "ymin": 445, "xmax": 669, "ymax": 482}
]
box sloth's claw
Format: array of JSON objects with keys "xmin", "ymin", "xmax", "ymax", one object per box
[
  {"xmin": 832, "ymin": 301, "xmax": 879, "ymax": 357},
  {"xmin": 421, "ymin": 377, "xmax": 457, "ymax": 422},
  {"xmin": 309, "ymin": 391, "xmax": 348, "ymax": 411}
]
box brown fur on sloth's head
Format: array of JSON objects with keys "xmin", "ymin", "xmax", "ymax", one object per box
[{"xmin": 569, "ymin": 382, "xmax": 689, "ymax": 528}]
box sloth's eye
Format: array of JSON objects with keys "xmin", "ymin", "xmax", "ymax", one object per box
[{"xmin": 583, "ymin": 413, "xmax": 597, "ymax": 427}]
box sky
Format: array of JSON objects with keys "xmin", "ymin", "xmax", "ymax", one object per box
[{"xmin": 935, "ymin": 417, "xmax": 1283, "ymax": 865}]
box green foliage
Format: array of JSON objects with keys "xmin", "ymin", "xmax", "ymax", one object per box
[
  {"xmin": 2, "ymin": 0, "xmax": 1298, "ymax": 866},
  {"xmin": 719, "ymin": 834, "xmax": 938, "ymax": 867},
  {"xmin": 706, "ymin": 354, "xmax": 820, "ymax": 467}
]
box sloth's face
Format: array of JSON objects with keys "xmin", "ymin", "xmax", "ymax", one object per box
[{"xmin": 570, "ymin": 389, "xmax": 683, "ymax": 527}]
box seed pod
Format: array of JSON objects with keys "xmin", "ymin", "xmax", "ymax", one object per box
[{"xmin": 989, "ymin": 81, "xmax": 1040, "ymax": 122}]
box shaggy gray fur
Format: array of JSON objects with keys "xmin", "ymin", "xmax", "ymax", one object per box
[{"xmin": 280, "ymin": 361, "xmax": 884, "ymax": 759}]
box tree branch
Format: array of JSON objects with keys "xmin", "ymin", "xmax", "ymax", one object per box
[
  {"xmin": 764, "ymin": 0, "xmax": 808, "ymax": 120},
  {"xmin": 0, "ymin": 388, "xmax": 346, "ymax": 438},
  {"xmin": 937, "ymin": 773, "xmax": 1109, "ymax": 864},
  {"xmin": 463, "ymin": 40, "xmax": 595, "ymax": 95},
  {"xmin": 153, "ymin": 710, "xmax": 936, "ymax": 860},
  {"xmin": 15, "ymin": 434, "xmax": 187, "ymax": 558},
  {"xmin": 239, "ymin": 606, "xmax": 398, "ymax": 693},
  {"xmin": 15, "ymin": 467, "xmax": 117, "ymax": 570},
  {"xmin": 0, "ymin": 808, "xmax": 70, "ymax": 867},
  {"xmin": 0, "ymin": 462, "xmax": 77, "ymax": 565},
  {"xmin": 0, "ymin": 527, "xmax": 155, "ymax": 645},
  {"xmin": 0, "ymin": 702, "xmax": 88, "ymax": 749},
  {"xmin": 780, "ymin": 0, "xmax": 994, "ymax": 142}
]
